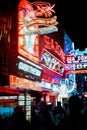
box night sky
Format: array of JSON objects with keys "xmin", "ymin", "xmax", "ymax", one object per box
[{"xmin": 54, "ymin": 0, "xmax": 87, "ymax": 51}]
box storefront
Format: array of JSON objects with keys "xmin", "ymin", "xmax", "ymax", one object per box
[{"xmin": 0, "ymin": 85, "xmax": 42, "ymax": 121}]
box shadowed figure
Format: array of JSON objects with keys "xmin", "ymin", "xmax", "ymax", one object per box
[
  {"xmin": 10, "ymin": 106, "xmax": 31, "ymax": 130},
  {"xmin": 56, "ymin": 95, "xmax": 84, "ymax": 130},
  {"xmin": 37, "ymin": 101, "xmax": 55, "ymax": 130}
]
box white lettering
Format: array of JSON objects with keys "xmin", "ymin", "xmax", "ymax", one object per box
[{"xmin": 18, "ymin": 62, "xmax": 41, "ymax": 76}]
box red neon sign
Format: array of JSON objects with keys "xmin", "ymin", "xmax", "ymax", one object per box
[
  {"xmin": 43, "ymin": 35, "xmax": 64, "ymax": 62},
  {"xmin": 18, "ymin": 0, "xmax": 39, "ymax": 63},
  {"xmin": 0, "ymin": 86, "xmax": 20, "ymax": 94}
]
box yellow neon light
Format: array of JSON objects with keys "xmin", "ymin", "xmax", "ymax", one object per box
[
  {"xmin": 10, "ymin": 75, "xmax": 42, "ymax": 91},
  {"xmin": 22, "ymin": 16, "xmax": 58, "ymax": 27}
]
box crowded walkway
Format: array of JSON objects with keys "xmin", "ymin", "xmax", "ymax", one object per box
[{"xmin": 0, "ymin": 95, "xmax": 87, "ymax": 130}]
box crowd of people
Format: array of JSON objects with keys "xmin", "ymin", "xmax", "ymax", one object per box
[{"xmin": 0, "ymin": 95, "xmax": 87, "ymax": 130}]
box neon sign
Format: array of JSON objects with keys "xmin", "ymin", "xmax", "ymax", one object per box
[
  {"xmin": 18, "ymin": 62, "xmax": 41, "ymax": 76},
  {"xmin": 17, "ymin": 55, "xmax": 43, "ymax": 81},
  {"xmin": 66, "ymin": 70, "xmax": 87, "ymax": 74},
  {"xmin": 75, "ymin": 63, "xmax": 87, "ymax": 70},
  {"xmin": 18, "ymin": 0, "xmax": 58, "ymax": 62},
  {"xmin": 43, "ymin": 35, "xmax": 64, "ymax": 62},
  {"xmin": 40, "ymin": 49, "xmax": 65, "ymax": 76},
  {"xmin": 9, "ymin": 75, "xmax": 42, "ymax": 91},
  {"xmin": 31, "ymin": 1, "xmax": 55, "ymax": 17},
  {"xmin": 24, "ymin": 16, "xmax": 58, "ymax": 28},
  {"xmin": 18, "ymin": 0, "xmax": 39, "ymax": 62},
  {"xmin": 65, "ymin": 63, "xmax": 87, "ymax": 74},
  {"xmin": 65, "ymin": 55, "xmax": 87, "ymax": 73},
  {"xmin": 41, "ymin": 81, "xmax": 51, "ymax": 90},
  {"xmin": 65, "ymin": 55, "xmax": 87, "ymax": 64},
  {"xmin": 24, "ymin": 26, "xmax": 58, "ymax": 35},
  {"xmin": 65, "ymin": 64, "xmax": 74, "ymax": 71},
  {"xmin": 0, "ymin": 86, "xmax": 20, "ymax": 94}
]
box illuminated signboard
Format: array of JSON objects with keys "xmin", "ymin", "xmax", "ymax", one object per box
[
  {"xmin": 65, "ymin": 55, "xmax": 87, "ymax": 72},
  {"xmin": 16, "ymin": 55, "xmax": 43, "ymax": 81},
  {"xmin": 65, "ymin": 63, "xmax": 87, "ymax": 71},
  {"xmin": 41, "ymin": 81, "xmax": 51, "ymax": 90},
  {"xmin": 31, "ymin": 1, "xmax": 58, "ymax": 34},
  {"xmin": 65, "ymin": 55, "xmax": 87, "ymax": 64},
  {"xmin": 0, "ymin": 96, "xmax": 17, "ymax": 100},
  {"xmin": 41, "ymin": 67, "xmax": 61, "ymax": 84},
  {"xmin": 66, "ymin": 70, "xmax": 87, "ymax": 74},
  {"xmin": 18, "ymin": 0, "xmax": 58, "ymax": 63},
  {"xmin": 42, "ymin": 73, "xmax": 61, "ymax": 84},
  {"xmin": 0, "ymin": 86, "xmax": 20, "ymax": 94},
  {"xmin": 65, "ymin": 64, "xmax": 87, "ymax": 74},
  {"xmin": 65, "ymin": 64, "xmax": 75, "ymax": 71},
  {"xmin": 18, "ymin": 0, "xmax": 39, "ymax": 63},
  {"xmin": 43, "ymin": 68, "xmax": 62, "ymax": 80},
  {"xmin": 75, "ymin": 63, "xmax": 87, "ymax": 70},
  {"xmin": 40, "ymin": 49, "xmax": 65, "ymax": 76},
  {"xmin": 42, "ymin": 35, "xmax": 64, "ymax": 62},
  {"xmin": 10, "ymin": 75, "xmax": 42, "ymax": 91}
]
